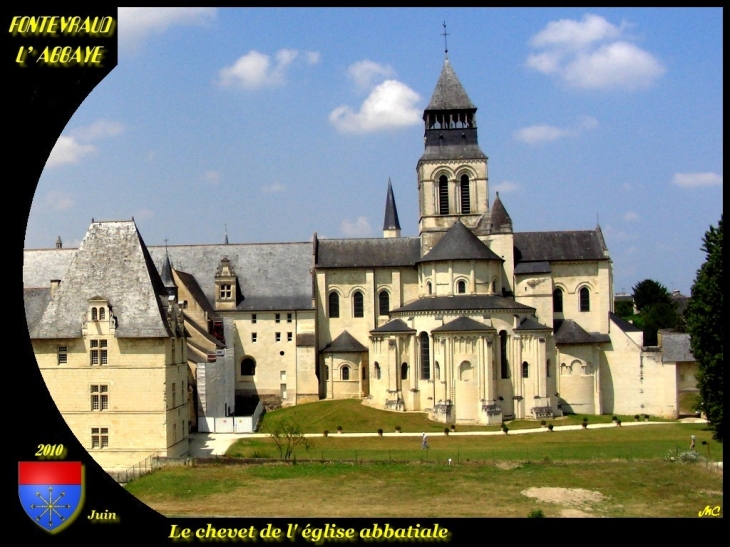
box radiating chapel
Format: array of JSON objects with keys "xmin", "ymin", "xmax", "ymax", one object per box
[{"xmin": 24, "ymin": 56, "xmax": 690, "ymax": 467}]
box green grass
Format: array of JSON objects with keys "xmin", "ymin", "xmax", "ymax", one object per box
[{"xmin": 256, "ymin": 399, "xmax": 673, "ymax": 435}]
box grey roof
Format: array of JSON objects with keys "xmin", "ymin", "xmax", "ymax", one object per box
[
  {"xmin": 321, "ymin": 330, "xmax": 368, "ymax": 353},
  {"xmin": 609, "ymin": 312, "xmax": 641, "ymax": 333},
  {"xmin": 175, "ymin": 270, "xmax": 218, "ymax": 318},
  {"xmin": 147, "ymin": 241, "xmax": 314, "ymax": 311},
  {"xmin": 370, "ymin": 319, "xmax": 416, "ymax": 333},
  {"xmin": 514, "ymin": 261, "xmax": 551, "ymax": 275},
  {"xmin": 383, "ymin": 179, "xmax": 401, "ymax": 231},
  {"xmin": 661, "ymin": 332, "xmax": 695, "ymax": 363},
  {"xmin": 24, "ymin": 287, "xmax": 51, "ymax": 332},
  {"xmin": 425, "ymin": 59, "xmax": 476, "ymax": 111},
  {"xmin": 316, "ymin": 237, "xmax": 421, "ymax": 268},
  {"xmin": 160, "ymin": 249, "xmax": 175, "ymax": 290},
  {"xmin": 23, "ymin": 248, "xmax": 75, "ymax": 288},
  {"xmin": 514, "ymin": 229, "xmax": 609, "ymax": 263},
  {"xmin": 554, "ymin": 319, "xmax": 610, "ymax": 345},
  {"xmin": 490, "ymin": 193, "xmax": 513, "ymax": 232},
  {"xmin": 30, "ymin": 221, "xmax": 172, "ymax": 339},
  {"xmin": 419, "ymin": 221, "xmax": 502, "ymax": 263},
  {"xmin": 432, "ymin": 316, "xmax": 494, "ymax": 333},
  {"xmin": 392, "ymin": 295, "xmax": 534, "ymax": 314},
  {"xmin": 515, "ymin": 317, "xmax": 552, "ymax": 331}
]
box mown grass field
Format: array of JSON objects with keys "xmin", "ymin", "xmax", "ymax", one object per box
[{"xmin": 125, "ymin": 400, "xmax": 722, "ymax": 518}]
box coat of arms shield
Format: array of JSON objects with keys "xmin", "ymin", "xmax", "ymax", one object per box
[{"xmin": 18, "ymin": 461, "xmax": 84, "ymax": 533}]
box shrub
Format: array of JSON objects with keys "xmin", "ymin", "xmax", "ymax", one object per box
[
  {"xmin": 582, "ymin": 418, "xmax": 588, "ymax": 429},
  {"xmin": 664, "ymin": 450, "xmax": 705, "ymax": 464},
  {"xmin": 336, "ymin": 425, "xmax": 343, "ymax": 432},
  {"xmin": 502, "ymin": 425, "xmax": 509, "ymax": 434},
  {"xmin": 527, "ymin": 509, "xmax": 545, "ymax": 518},
  {"xmin": 450, "ymin": 424, "xmax": 456, "ymax": 430},
  {"xmin": 444, "ymin": 428, "xmax": 450, "ymax": 435},
  {"xmin": 540, "ymin": 420, "xmax": 546, "ymax": 426},
  {"xmin": 635, "ymin": 414, "xmax": 640, "ymax": 421},
  {"xmin": 323, "ymin": 430, "xmax": 329, "ymax": 437},
  {"xmin": 547, "ymin": 424, "xmax": 554, "ymax": 431},
  {"xmin": 612, "ymin": 416, "xmax": 618, "ymax": 421},
  {"xmin": 395, "ymin": 425, "xmax": 401, "ymax": 432},
  {"xmin": 616, "ymin": 419, "xmax": 622, "ymax": 427},
  {"xmin": 377, "ymin": 428, "xmax": 383, "ymax": 436}
]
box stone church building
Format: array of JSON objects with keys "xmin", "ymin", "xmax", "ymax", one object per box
[{"xmin": 24, "ymin": 57, "xmax": 691, "ymax": 468}]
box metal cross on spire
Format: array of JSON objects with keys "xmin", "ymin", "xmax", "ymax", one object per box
[{"xmin": 442, "ymin": 21, "xmax": 449, "ymax": 59}]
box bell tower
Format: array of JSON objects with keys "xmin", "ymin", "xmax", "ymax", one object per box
[{"xmin": 417, "ymin": 56, "xmax": 489, "ymax": 256}]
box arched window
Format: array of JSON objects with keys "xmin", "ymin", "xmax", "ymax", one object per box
[
  {"xmin": 353, "ymin": 290, "xmax": 364, "ymax": 318},
  {"xmin": 553, "ymin": 288, "xmax": 563, "ymax": 313},
  {"xmin": 460, "ymin": 174, "xmax": 470, "ymax": 214},
  {"xmin": 374, "ymin": 362, "xmax": 381, "ymax": 380},
  {"xmin": 438, "ymin": 175, "xmax": 449, "ymax": 215},
  {"xmin": 91, "ymin": 307, "xmax": 98, "ymax": 321},
  {"xmin": 580, "ymin": 287, "xmax": 590, "ymax": 312},
  {"xmin": 325, "ymin": 365, "xmax": 329, "ymax": 381},
  {"xmin": 426, "ymin": 281, "xmax": 432, "ymax": 295},
  {"xmin": 500, "ymin": 331, "xmax": 510, "ymax": 379},
  {"xmin": 456, "ymin": 280, "xmax": 467, "ymax": 294},
  {"xmin": 522, "ymin": 361, "xmax": 529, "ymax": 378},
  {"xmin": 419, "ymin": 332, "xmax": 430, "ymax": 380},
  {"xmin": 341, "ymin": 365, "xmax": 350, "ymax": 381},
  {"xmin": 434, "ymin": 361, "xmax": 441, "ymax": 380},
  {"xmin": 99, "ymin": 307, "xmax": 105, "ymax": 320},
  {"xmin": 401, "ymin": 363, "xmax": 408, "ymax": 380},
  {"xmin": 460, "ymin": 361, "xmax": 473, "ymax": 381},
  {"xmin": 328, "ymin": 291, "xmax": 339, "ymax": 318},
  {"xmin": 241, "ymin": 357, "xmax": 256, "ymax": 376},
  {"xmin": 362, "ymin": 366, "xmax": 367, "ymax": 380},
  {"xmin": 491, "ymin": 279, "xmax": 497, "ymax": 293},
  {"xmin": 378, "ymin": 290, "xmax": 389, "ymax": 316}
]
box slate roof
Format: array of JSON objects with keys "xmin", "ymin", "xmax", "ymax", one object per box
[
  {"xmin": 490, "ymin": 193, "xmax": 513, "ymax": 232},
  {"xmin": 383, "ymin": 179, "xmax": 401, "ymax": 231},
  {"xmin": 23, "ymin": 287, "xmax": 51, "ymax": 332},
  {"xmin": 609, "ymin": 312, "xmax": 641, "ymax": 333},
  {"xmin": 392, "ymin": 295, "xmax": 534, "ymax": 314},
  {"xmin": 432, "ymin": 316, "xmax": 494, "ymax": 332},
  {"xmin": 30, "ymin": 221, "xmax": 173, "ymax": 339},
  {"xmin": 514, "ymin": 229, "xmax": 609, "ymax": 263},
  {"xmin": 661, "ymin": 332, "xmax": 695, "ymax": 363},
  {"xmin": 370, "ymin": 319, "xmax": 416, "ymax": 334},
  {"xmin": 147, "ymin": 241, "xmax": 314, "ymax": 311},
  {"xmin": 321, "ymin": 330, "xmax": 368, "ymax": 353},
  {"xmin": 419, "ymin": 221, "xmax": 502, "ymax": 263},
  {"xmin": 515, "ymin": 317, "xmax": 552, "ymax": 331},
  {"xmin": 23, "ymin": 248, "xmax": 75, "ymax": 288},
  {"xmin": 425, "ymin": 59, "xmax": 476, "ymax": 111},
  {"xmin": 316, "ymin": 237, "xmax": 421, "ymax": 268},
  {"xmin": 514, "ymin": 261, "xmax": 551, "ymax": 275},
  {"xmin": 554, "ymin": 319, "xmax": 610, "ymax": 345}
]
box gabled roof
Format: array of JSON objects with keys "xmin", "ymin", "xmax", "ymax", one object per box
[
  {"xmin": 515, "ymin": 317, "xmax": 551, "ymax": 331},
  {"xmin": 425, "ymin": 59, "xmax": 476, "ymax": 111},
  {"xmin": 392, "ymin": 295, "xmax": 534, "ymax": 314},
  {"xmin": 419, "ymin": 221, "xmax": 502, "ymax": 263},
  {"xmin": 383, "ymin": 179, "xmax": 401, "ymax": 231},
  {"xmin": 432, "ymin": 316, "xmax": 494, "ymax": 333},
  {"xmin": 30, "ymin": 221, "xmax": 172, "ymax": 339},
  {"xmin": 321, "ymin": 330, "xmax": 368, "ymax": 353},
  {"xmin": 316, "ymin": 237, "xmax": 421, "ymax": 268},
  {"xmin": 554, "ymin": 319, "xmax": 610, "ymax": 345},
  {"xmin": 370, "ymin": 319, "xmax": 416, "ymax": 334},
  {"xmin": 514, "ymin": 229, "xmax": 609, "ymax": 263},
  {"xmin": 609, "ymin": 312, "xmax": 641, "ymax": 333},
  {"xmin": 175, "ymin": 270, "xmax": 218, "ymax": 317},
  {"xmin": 661, "ymin": 332, "xmax": 695, "ymax": 363},
  {"xmin": 23, "ymin": 287, "xmax": 51, "ymax": 333}
]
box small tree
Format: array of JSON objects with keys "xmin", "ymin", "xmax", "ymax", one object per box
[
  {"xmin": 685, "ymin": 216, "xmax": 723, "ymax": 442},
  {"xmin": 631, "ymin": 279, "xmax": 679, "ymax": 346},
  {"xmin": 263, "ymin": 417, "xmax": 313, "ymax": 459}
]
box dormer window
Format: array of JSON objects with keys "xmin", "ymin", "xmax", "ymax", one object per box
[
  {"xmin": 220, "ymin": 284, "xmax": 232, "ymax": 300},
  {"xmin": 99, "ymin": 307, "xmax": 105, "ymax": 320}
]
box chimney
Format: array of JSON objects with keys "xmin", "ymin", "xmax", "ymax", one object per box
[{"xmin": 50, "ymin": 279, "xmax": 61, "ymax": 298}]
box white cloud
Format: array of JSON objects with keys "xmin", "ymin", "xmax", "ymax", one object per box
[
  {"xmin": 46, "ymin": 136, "xmax": 96, "ymax": 168},
  {"xmin": 623, "ymin": 211, "xmax": 640, "ymax": 222},
  {"xmin": 204, "ymin": 171, "xmax": 220, "ymax": 185},
  {"xmin": 347, "ymin": 60, "xmax": 396, "ymax": 89},
  {"xmin": 514, "ymin": 116, "xmax": 598, "ymax": 144},
  {"xmin": 71, "ymin": 120, "xmax": 124, "ymax": 141},
  {"xmin": 118, "ymin": 8, "xmax": 216, "ymax": 52},
  {"xmin": 527, "ymin": 14, "xmax": 664, "ymax": 90},
  {"xmin": 218, "ymin": 48, "xmax": 315, "ymax": 89},
  {"xmin": 45, "ymin": 191, "xmax": 74, "ymax": 210},
  {"xmin": 262, "ymin": 182, "xmax": 286, "ymax": 194},
  {"xmin": 340, "ymin": 217, "xmax": 373, "ymax": 237},
  {"xmin": 492, "ymin": 181, "xmax": 520, "ymax": 194},
  {"xmin": 329, "ymin": 80, "xmax": 421, "ymax": 133},
  {"xmin": 672, "ymin": 172, "xmax": 723, "ymax": 188}
]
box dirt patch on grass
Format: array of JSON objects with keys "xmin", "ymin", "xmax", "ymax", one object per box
[
  {"xmin": 495, "ymin": 461, "xmax": 522, "ymax": 470},
  {"xmin": 521, "ymin": 487, "xmax": 607, "ymax": 517}
]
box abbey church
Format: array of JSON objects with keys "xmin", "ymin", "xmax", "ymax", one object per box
[{"xmin": 24, "ymin": 57, "xmax": 693, "ymax": 469}]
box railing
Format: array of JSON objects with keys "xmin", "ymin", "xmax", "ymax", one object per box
[{"xmin": 107, "ymin": 453, "xmax": 191, "ymax": 484}]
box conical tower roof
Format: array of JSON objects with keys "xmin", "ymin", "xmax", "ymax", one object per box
[
  {"xmin": 425, "ymin": 59, "xmax": 476, "ymax": 111},
  {"xmin": 490, "ymin": 192, "xmax": 513, "ymax": 232},
  {"xmin": 419, "ymin": 220, "xmax": 502, "ymax": 263},
  {"xmin": 383, "ymin": 178, "xmax": 401, "ymax": 231}
]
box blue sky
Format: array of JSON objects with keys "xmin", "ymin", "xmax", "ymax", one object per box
[{"xmin": 25, "ymin": 8, "xmax": 722, "ymax": 296}]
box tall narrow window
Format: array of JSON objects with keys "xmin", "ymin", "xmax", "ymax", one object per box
[
  {"xmin": 420, "ymin": 332, "xmax": 430, "ymax": 380},
  {"xmin": 341, "ymin": 366, "xmax": 350, "ymax": 381},
  {"xmin": 353, "ymin": 291, "xmax": 364, "ymax": 318},
  {"xmin": 401, "ymin": 363, "xmax": 408, "ymax": 380},
  {"xmin": 90, "ymin": 339, "xmax": 108, "ymax": 365},
  {"xmin": 460, "ymin": 174, "xmax": 470, "ymax": 214},
  {"xmin": 456, "ymin": 280, "xmax": 466, "ymax": 294},
  {"xmin": 378, "ymin": 290, "xmax": 389, "ymax": 316},
  {"xmin": 553, "ymin": 288, "xmax": 563, "ymax": 313},
  {"xmin": 427, "ymin": 281, "xmax": 432, "ymax": 295},
  {"xmin": 374, "ymin": 362, "xmax": 381, "ymax": 380},
  {"xmin": 99, "ymin": 307, "xmax": 105, "ymax": 320},
  {"xmin": 580, "ymin": 287, "xmax": 590, "ymax": 312},
  {"xmin": 91, "ymin": 307, "xmax": 98, "ymax": 321},
  {"xmin": 500, "ymin": 331, "xmax": 510, "ymax": 379},
  {"xmin": 57, "ymin": 346, "xmax": 67, "ymax": 365},
  {"xmin": 522, "ymin": 361, "xmax": 529, "ymax": 378},
  {"xmin": 275, "ymin": 313, "xmax": 280, "ymax": 323},
  {"xmin": 328, "ymin": 292, "xmax": 340, "ymax": 318},
  {"xmin": 438, "ymin": 175, "xmax": 449, "ymax": 215}
]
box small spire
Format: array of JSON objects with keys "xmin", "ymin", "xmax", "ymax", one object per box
[
  {"xmin": 442, "ymin": 21, "xmax": 449, "ymax": 59},
  {"xmin": 383, "ymin": 178, "xmax": 401, "ymax": 238},
  {"xmin": 224, "ymin": 224, "xmax": 229, "ymax": 245},
  {"xmin": 55, "ymin": 236, "xmax": 62, "ymax": 249}
]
